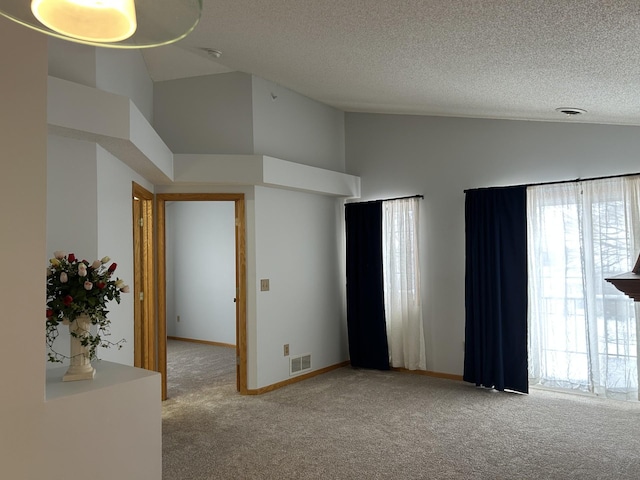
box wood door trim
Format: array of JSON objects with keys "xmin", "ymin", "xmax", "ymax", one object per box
[
  {"xmin": 235, "ymin": 196, "xmax": 247, "ymax": 394},
  {"xmin": 133, "ymin": 194, "xmax": 142, "ymax": 367},
  {"xmin": 156, "ymin": 193, "xmax": 248, "ymax": 399},
  {"xmin": 132, "ymin": 182, "xmax": 155, "ymax": 372},
  {"xmin": 156, "ymin": 196, "xmax": 167, "ymax": 399}
]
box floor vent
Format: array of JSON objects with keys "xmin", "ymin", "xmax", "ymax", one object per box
[{"xmin": 290, "ymin": 354, "xmax": 311, "ymax": 376}]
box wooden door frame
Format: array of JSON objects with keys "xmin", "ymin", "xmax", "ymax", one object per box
[
  {"xmin": 132, "ymin": 182, "xmax": 155, "ymax": 371},
  {"xmin": 156, "ymin": 193, "xmax": 247, "ymax": 399}
]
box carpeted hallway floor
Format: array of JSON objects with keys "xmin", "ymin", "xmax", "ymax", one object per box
[{"xmin": 162, "ymin": 339, "xmax": 640, "ymax": 480}]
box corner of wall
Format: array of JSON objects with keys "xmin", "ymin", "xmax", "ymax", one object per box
[
  {"xmin": 48, "ymin": 37, "xmax": 97, "ymax": 87},
  {"xmin": 251, "ymin": 75, "xmax": 346, "ymax": 171},
  {"xmin": 153, "ymin": 72, "xmax": 254, "ymax": 154}
]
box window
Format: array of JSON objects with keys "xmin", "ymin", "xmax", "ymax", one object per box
[
  {"xmin": 382, "ymin": 197, "xmax": 426, "ymax": 370},
  {"xmin": 527, "ymin": 176, "xmax": 640, "ymax": 400}
]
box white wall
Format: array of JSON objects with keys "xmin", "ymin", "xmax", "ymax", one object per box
[
  {"xmin": 0, "ymin": 17, "xmax": 48, "ymax": 478},
  {"xmin": 45, "ymin": 136, "xmax": 99, "ymax": 367},
  {"xmin": 45, "ymin": 53, "xmax": 154, "ymax": 368},
  {"xmin": 48, "ymin": 37, "xmax": 96, "ymax": 87},
  {"xmin": 252, "ymin": 76, "xmax": 346, "ymax": 171},
  {"xmin": 345, "ymin": 112, "xmax": 640, "ymax": 376},
  {"xmin": 153, "ymin": 73, "xmax": 346, "ymax": 172},
  {"xmin": 48, "ymin": 39, "xmax": 153, "ymax": 122},
  {"xmin": 96, "ymin": 146, "xmax": 154, "ymax": 365},
  {"xmin": 165, "ymin": 201, "xmax": 236, "ymax": 344},
  {"xmin": 46, "ymin": 136, "xmax": 99, "ymax": 259},
  {"xmin": 96, "ymin": 48, "xmax": 154, "ymax": 123},
  {"xmin": 254, "ymin": 186, "xmax": 348, "ymax": 388},
  {"xmin": 153, "ymin": 72, "xmax": 255, "ymax": 154},
  {"xmin": 42, "ymin": 362, "xmax": 161, "ymax": 480}
]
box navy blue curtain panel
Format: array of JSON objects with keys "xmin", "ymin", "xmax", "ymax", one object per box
[
  {"xmin": 345, "ymin": 202, "xmax": 390, "ymax": 370},
  {"xmin": 463, "ymin": 186, "xmax": 528, "ymax": 393}
]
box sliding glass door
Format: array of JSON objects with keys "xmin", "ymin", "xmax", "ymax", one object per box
[{"xmin": 527, "ymin": 176, "xmax": 640, "ymax": 400}]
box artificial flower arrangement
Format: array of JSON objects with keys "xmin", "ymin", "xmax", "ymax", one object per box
[{"xmin": 46, "ymin": 251, "xmax": 129, "ymax": 363}]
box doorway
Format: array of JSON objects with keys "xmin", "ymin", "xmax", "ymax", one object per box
[{"xmin": 156, "ymin": 193, "xmax": 247, "ymax": 399}]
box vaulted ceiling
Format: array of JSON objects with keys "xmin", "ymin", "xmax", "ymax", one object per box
[{"xmin": 142, "ymin": 1, "xmax": 640, "ymax": 125}]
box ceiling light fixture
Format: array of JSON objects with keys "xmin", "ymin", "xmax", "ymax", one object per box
[
  {"xmin": 555, "ymin": 107, "xmax": 587, "ymax": 116},
  {"xmin": 31, "ymin": 0, "xmax": 138, "ymax": 43},
  {"xmin": 0, "ymin": 0, "xmax": 202, "ymax": 48}
]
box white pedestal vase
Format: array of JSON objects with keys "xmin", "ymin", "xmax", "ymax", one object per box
[{"xmin": 63, "ymin": 314, "xmax": 96, "ymax": 381}]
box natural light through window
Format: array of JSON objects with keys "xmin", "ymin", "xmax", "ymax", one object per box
[
  {"xmin": 382, "ymin": 197, "xmax": 426, "ymax": 371},
  {"xmin": 527, "ymin": 176, "xmax": 640, "ymax": 401}
]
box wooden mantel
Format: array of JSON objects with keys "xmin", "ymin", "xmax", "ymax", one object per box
[{"xmin": 606, "ymin": 272, "xmax": 640, "ymax": 301}]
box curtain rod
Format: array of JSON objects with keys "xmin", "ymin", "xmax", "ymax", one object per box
[
  {"xmin": 464, "ymin": 171, "xmax": 640, "ymax": 193},
  {"xmin": 346, "ymin": 194, "xmax": 424, "ymax": 205}
]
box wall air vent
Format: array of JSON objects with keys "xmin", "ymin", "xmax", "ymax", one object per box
[{"xmin": 290, "ymin": 354, "xmax": 311, "ymax": 376}]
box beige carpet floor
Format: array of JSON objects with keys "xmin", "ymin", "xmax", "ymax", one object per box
[{"xmin": 162, "ymin": 340, "xmax": 640, "ymax": 479}]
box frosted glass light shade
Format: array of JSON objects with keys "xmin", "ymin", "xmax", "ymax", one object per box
[
  {"xmin": 31, "ymin": 0, "xmax": 137, "ymax": 43},
  {"xmin": 0, "ymin": 0, "xmax": 202, "ymax": 48}
]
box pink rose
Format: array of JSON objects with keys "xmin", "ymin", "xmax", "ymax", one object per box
[
  {"xmin": 78, "ymin": 264, "xmax": 87, "ymax": 277},
  {"xmin": 91, "ymin": 260, "xmax": 101, "ymax": 269},
  {"xmin": 60, "ymin": 272, "xmax": 68, "ymax": 283},
  {"xmin": 84, "ymin": 281, "xmax": 93, "ymax": 291},
  {"xmin": 121, "ymin": 285, "xmax": 130, "ymax": 294},
  {"xmin": 54, "ymin": 251, "xmax": 66, "ymax": 260}
]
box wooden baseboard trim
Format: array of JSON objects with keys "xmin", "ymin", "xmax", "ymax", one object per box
[
  {"xmin": 245, "ymin": 362, "xmax": 462, "ymax": 395},
  {"xmin": 391, "ymin": 367, "xmax": 463, "ymax": 382},
  {"xmin": 167, "ymin": 336, "xmax": 235, "ymax": 349},
  {"xmin": 246, "ymin": 360, "xmax": 351, "ymax": 395}
]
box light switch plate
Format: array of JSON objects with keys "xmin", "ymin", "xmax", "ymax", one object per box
[{"xmin": 260, "ymin": 279, "xmax": 270, "ymax": 291}]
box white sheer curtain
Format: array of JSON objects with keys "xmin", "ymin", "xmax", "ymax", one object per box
[
  {"xmin": 382, "ymin": 198, "xmax": 426, "ymax": 370},
  {"xmin": 527, "ymin": 176, "xmax": 640, "ymax": 400}
]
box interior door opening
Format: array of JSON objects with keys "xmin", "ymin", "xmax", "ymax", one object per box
[{"xmin": 156, "ymin": 193, "xmax": 247, "ymax": 399}]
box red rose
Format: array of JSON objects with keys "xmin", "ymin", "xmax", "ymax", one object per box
[
  {"xmin": 108, "ymin": 263, "xmax": 117, "ymax": 272},
  {"xmin": 68, "ymin": 253, "xmax": 76, "ymax": 262},
  {"xmin": 46, "ymin": 309, "xmax": 54, "ymax": 318},
  {"xmin": 97, "ymin": 282, "xmax": 106, "ymax": 289},
  {"xmin": 63, "ymin": 295, "xmax": 73, "ymax": 306}
]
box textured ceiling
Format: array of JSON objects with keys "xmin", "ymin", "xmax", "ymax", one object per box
[{"xmin": 142, "ymin": 0, "xmax": 640, "ymax": 125}]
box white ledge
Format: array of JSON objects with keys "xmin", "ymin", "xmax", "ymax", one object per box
[
  {"xmin": 47, "ymin": 76, "xmax": 174, "ymax": 184},
  {"xmin": 174, "ymin": 154, "xmax": 361, "ymax": 197},
  {"xmin": 44, "ymin": 361, "xmax": 162, "ymax": 479},
  {"xmin": 47, "ymin": 77, "xmax": 361, "ymax": 197},
  {"xmin": 46, "ymin": 360, "xmax": 159, "ymax": 401}
]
